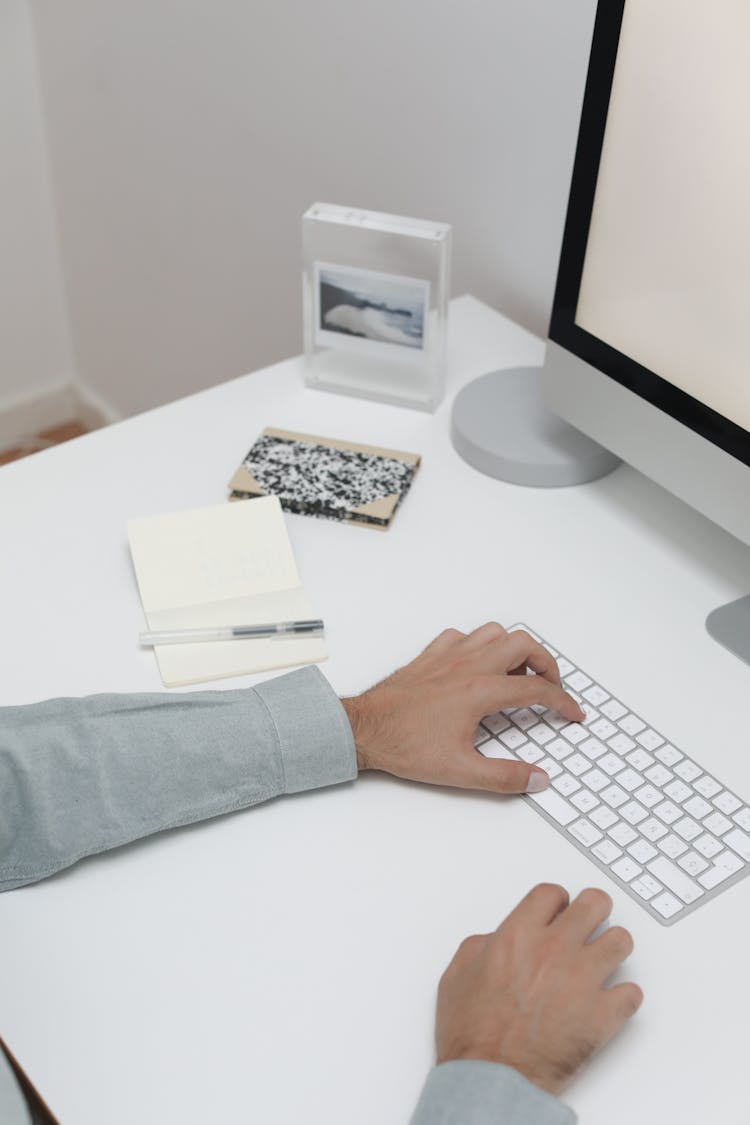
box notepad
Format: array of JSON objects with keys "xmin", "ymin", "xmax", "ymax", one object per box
[{"xmin": 127, "ymin": 496, "xmax": 327, "ymax": 687}]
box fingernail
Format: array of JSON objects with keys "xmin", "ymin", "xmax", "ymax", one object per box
[{"xmin": 526, "ymin": 769, "xmax": 549, "ymax": 794}]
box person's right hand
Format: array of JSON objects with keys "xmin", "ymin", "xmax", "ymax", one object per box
[{"xmin": 435, "ymin": 883, "xmax": 642, "ymax": 1096}]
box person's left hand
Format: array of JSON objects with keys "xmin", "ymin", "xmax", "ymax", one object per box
[{"xmin": 341, "ymin": 622, "xmax": 584, "ymax": 795}]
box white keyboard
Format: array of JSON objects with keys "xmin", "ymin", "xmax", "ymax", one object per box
[{"xmin": 476, "ymin": 626, "xmax": 750, "ymax": 925}]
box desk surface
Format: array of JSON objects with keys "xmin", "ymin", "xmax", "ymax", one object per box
[{"xmin": 2, "ymin": 296, "xmax": 749, "ymax": 1124}]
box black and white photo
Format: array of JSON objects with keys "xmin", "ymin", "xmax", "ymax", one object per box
[{"xmin": 314, "ymin": 263, "xmax": 429, "ymax": 354}]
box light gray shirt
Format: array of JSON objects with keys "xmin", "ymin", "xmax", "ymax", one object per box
[{"xmin": 0, "ymin": 666, "xmax": 574, "ymax": 1125}]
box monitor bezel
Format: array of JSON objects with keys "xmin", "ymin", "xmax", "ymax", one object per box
[{"xmin": 548, "ymin": 0, "xmax": 750, "ymax": 470}]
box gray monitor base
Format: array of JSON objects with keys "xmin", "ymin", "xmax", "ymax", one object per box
[
  {"xmin": 450, "ymin": 366, "xmax": 620, "ymax": 486},
  {"xmin": 706, "ymin": 595, "xmax": 750, "ymax": 667}
]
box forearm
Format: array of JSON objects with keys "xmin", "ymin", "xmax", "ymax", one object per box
[
  {"xmin": 409, "ymin": 1062, "xmax": 575, "ymax": 1125},
  {"xmin": 0, "ymin": 666, "xmax": 356, "ymax": 891}
]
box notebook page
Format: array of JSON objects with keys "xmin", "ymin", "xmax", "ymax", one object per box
[{"xmin": 127, "ymin": 497, "xmax": 326, "ymax": 686}]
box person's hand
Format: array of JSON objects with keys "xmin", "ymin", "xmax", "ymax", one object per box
[
  {"xmin": 435, "ymin": 884, "xmax": 643, "ymax": 1095},
  {"xmin": 341, "ymin": 622, "xmax": 584, "ymax": 794}
]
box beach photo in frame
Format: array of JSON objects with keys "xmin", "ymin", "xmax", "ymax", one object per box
[{"xmin": 303, "ymin": 203, "xmax": 451, "ymax": 412}]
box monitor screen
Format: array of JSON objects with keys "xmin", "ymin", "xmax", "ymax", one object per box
[{"xmin": 549, "ymin": 0, "xmax": 750, "ymax": 468}]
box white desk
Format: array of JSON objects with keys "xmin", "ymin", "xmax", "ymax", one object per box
[{"xmin": 2, "ymin": 295, "xmax": 749, "ymax": 1124}]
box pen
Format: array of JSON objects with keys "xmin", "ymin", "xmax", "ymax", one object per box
[{"xmin": 139, "ymin": 619, "xmax": 325, "ymax": 646}]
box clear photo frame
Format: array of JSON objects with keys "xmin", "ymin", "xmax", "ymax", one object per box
[{"xmin": 302, "ymin": 203, "xmax": 451, "ymax": 411}]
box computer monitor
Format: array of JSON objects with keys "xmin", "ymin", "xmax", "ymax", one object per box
[{"xmin": 541, "ymin": 0, "xmax": 750, "ymax": 662}]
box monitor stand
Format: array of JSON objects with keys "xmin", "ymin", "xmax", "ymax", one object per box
[
  {"xmin": 706, "ymin": 596, "xmax": 750, "ymax": 667},
  {"xmin": 450, "ymin": 366, "xmax": 620, "ymax": 486}
]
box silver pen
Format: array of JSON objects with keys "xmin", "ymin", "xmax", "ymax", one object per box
[{"xmin": 139, "ymin": 619, "xmax": 325, "ymax": 646}]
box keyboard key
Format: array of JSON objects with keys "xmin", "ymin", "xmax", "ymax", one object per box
[
  {"xmin": 517, "ymin": 743, "xmax": 544, "ymax": 764},
  {"xmin": 617, "ymin": 768, "xmax": 644, "ymax": 792},
  {"xmin": 600, "ymin": 699, "xmax": 627, "ymax": 722},
  {"xmin": 628, "ymin": 839, "xmax": 658, "ymax": 864},
  {"xmin": 583, "ymin": 685, "xmax": 609, "ymax": 707},
  {"xmin": 579, "ymin": 737, "xmax": 607, "ymax": 761},
  {"xmin": 631, "ymin": 874, "xmax": 662, "ymax": 900},
  {"xmin": 546, "ymin": 738, "xmax": 574, "ymax": 762},
  {"xmin": 581, "ymin": 768, "xmax": 609, "ymax": 793},
  {"xmin": 682, "ymin": 795, "xmax": 712, "ymax": 820},
  {"xmin": 673, "ymin": 817, "xmax": 701, "ymax": 842},
  {"xmin": 703, "ymin": 811, "xmax": 732, "ymax": 837},
  {"xmin": 601, "ymin": 785, "xmax": 628, "ymax": 809},
  {"xmin": 651, "ymin": 892, "xmax": 682, "ymax": 919},
  {"xmin": 499, "ymin": 728, "xmax": 528, "ymax": 751},
  {"xmin": 511, "ymin": 708, "xmax": 540, "ymax": 731},
  {"xmin": 611, "ymin": 857, "xmax": 642, "ymax": 882},
  {"xmin": 590, "ymin": 718, "xmax": 618, "ymax": 741},
  {"xmin": 723, "ymin": 828, "xmax": 750, "ymax": 862},
  {"xmin": 599, "ymin": 753, "xmax": 626, "ymax": 776},
  {"xmin": 527, "ymin": 786, "xmax": 578, "ymax": 825},
  {"xmin": 553, "ymin": 773, "xmax": 580, "ymax": 797},
  {"xmin": 733, "ymin": 807, "xmax": 750, "ymax": 832},
  {"xmin": 694, "ymin": 833, "xmax": 722, "ymax": 859},
  {"xmin": 647, "ymin": 857, "xmax": 704, "ymax": 904},
  {"xmin": 678, "ymin": 851, "xmax": 709, "ymax": 877},
  {"xmin": 619, "ymin": 714, "xmax": 646, "ymax": 737},
  {"xmin": 569, "ymin": 818, "xmax": 603, "ymax": 847},
  {"xmin": 674, "ymin": 760, "xmax": 702, "ymax": 783},
  {"xmin": 694, "ymin": 775, "xmax": 722, "ymax": 800},
  {"xmin": 556, "ymin": 658, "xmax": 574, "ymax": 678},
  {"xmin": 655, "ymin": 744, "xmax": 683, "ymax": 767},
  {"xmin": 538, "ymin": 756, "xmax": 562, "ymax": 779},
  {"xmin": 626, "ymin": 748, "xmax": 654, "ymax": 771},
  {"xmin": 543, "ymin": 711, "xmax": 569, "ymax": 731},
  {"xmin": 592, "ymin": 839, "xmax": 622, "ymax": 864},
  {"xmin": 481, "ymin": 740, "xmax": 516, "ymax": 760},
  {"xmin": 609, "ymin": 821, "xmax": 638, "ymax": 847},
  {"xmin": 636, "ymin": 729, "xmax": 664, "ymax": 751},
  {"xmin": 640, "ymin": 817, "xmax": 668, "ymax": 842},
  {"xmin": 608, "ymin": 733, "xmax": 636, "ymax": 755},
  {"xmin": 474, "ymin": 726, "xmax": 491, "ymax": 747},
  {"xmin": 645, "ymin": 764, "xmax": 673, "ymax": 787},
  {"xmin": 663, "ymin": 779, "xmax": 692, "ymax": 804},
  {"xmin": 566, "ymin": 670, "xmax": 592, "ymax": 692},
  {"xmin": 561, "ymin": 724, "xmax": 588, "ymax": 746},
  {"xmin": 699, "ymin": 850, "xmax": 744, "ymax": 889},
  {"xmin": 634, "ymin": 784, "xmax": 662, "ymax": 809},
  {"xmin": 571, "ymin": 789, "xmax": 599, "ymax": 814},
  {"xmin": 658, "ymin": 834, "xmax": 688, "ymax": 859},
  {"xmin": 620, "ymin": 801, "xmax": 648, "ymax": 826},
  {"xmin": 565, "ymin": 753, "xmax": 592, "ymax": 776},
  {"xmin": 529, "ymin": 724, "xmax": 555, "ymax": 746},
  {"xmin": 714, "ymin": 791, "xmax": 742, "ymax": 816},
  {"xmin": 590, "ymin": 805, "xmax": 619, "ymax": 830},
  {"xmin": 654, "ymin": 800, "xmax": 682, "ymax": 825},
  {"xmin": 483, "ymin": 712, "xmax": 512, "ymax": 735}
]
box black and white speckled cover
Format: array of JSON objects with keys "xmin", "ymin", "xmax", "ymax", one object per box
[{"xmin": 228, "ymin": 427, "xmax": 420, "ymax": 529}]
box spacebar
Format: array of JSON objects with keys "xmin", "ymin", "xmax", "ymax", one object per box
[{"xmin": 527, "ymin": 787, "xmax": 577, "ymax": 826}]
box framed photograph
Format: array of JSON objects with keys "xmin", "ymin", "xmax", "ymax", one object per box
[{"xmin": 303, "ymin": 204, "xmax": 451, "ymax": 411}]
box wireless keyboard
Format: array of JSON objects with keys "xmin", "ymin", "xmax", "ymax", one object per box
[{"xmin": 476, "ymin": 626, "xmax": 750, "ymax": 925}]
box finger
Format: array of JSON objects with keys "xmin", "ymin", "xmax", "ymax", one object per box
[
  {"xmin": 600, "ymin": 981, "xmax": 644, "ymax": 1037},
  {"xmin": 499, "ymin": 882, "xmax": 571, "ymax": 931},
  {"xmin": 555, "ymin": 887, "xmax": 613, "ymax": 944},
  {"xmin": 472, "ymin": 673, "xmax": 584, "ymax": 723},
  {"xmin": 462, "ymin": 746, "xmax": 550, "ymax": 794},
  {"xmin": 499, "ymin": 630, "xmax": 562, "ymax": 685},
  {"xmin": 587, "ymin": 925, "xmax": 634, "ymax": 981}
]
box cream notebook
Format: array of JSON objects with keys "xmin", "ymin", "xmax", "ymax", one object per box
[{"xmin": 127, "ymin": 496, "xmax": 326, "ymax": 687}]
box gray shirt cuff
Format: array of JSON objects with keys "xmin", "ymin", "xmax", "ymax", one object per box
[
  {"xmin": 254, "ymin": 665, "xmax": 358, "ymax": 793},
  {"xmin": 409, "ymin": 1061, "xmax": 576, "ymax": 1125}
]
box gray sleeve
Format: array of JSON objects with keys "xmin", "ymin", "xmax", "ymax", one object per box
[
  {"xmin": 409, "ymin": 1062, "xmax": 576, "ymax": 1125},
  {"xmin": 0, "ymin": 665, "xmax": 356, "ymax": 891}
]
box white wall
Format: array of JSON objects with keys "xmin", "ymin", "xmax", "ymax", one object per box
[
  {"xmin": 30, "ymin": 0, "xmax": 597, "ymax": 418},
  {"xmin": 0, "ymin": 0, "xmax": 74, "ymax": 410}
]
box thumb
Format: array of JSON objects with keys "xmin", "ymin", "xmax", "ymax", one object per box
[{"xmin": 467, "ymin": 748, "xmax": 550, "ymax": 795}]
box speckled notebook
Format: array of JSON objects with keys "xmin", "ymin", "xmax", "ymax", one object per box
[{"xmin": 228, "ymin": 427, "xmax": 420, "ymax": 529}]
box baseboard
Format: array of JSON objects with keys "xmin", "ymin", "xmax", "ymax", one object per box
[{"xmin": 0, "ymin": 380, "xmax": 121, "ymax": 450}]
